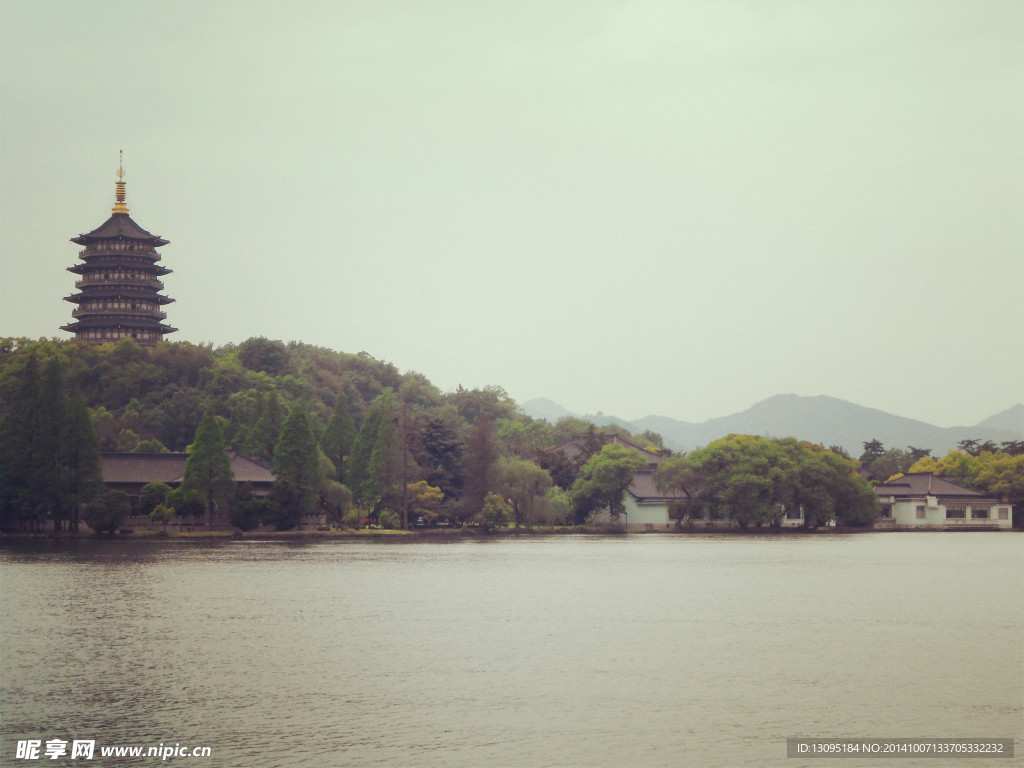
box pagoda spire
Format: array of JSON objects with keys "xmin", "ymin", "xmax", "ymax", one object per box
[{"xmin": 112, "ymin": 150, "xmax": 129, "ymax": 214}]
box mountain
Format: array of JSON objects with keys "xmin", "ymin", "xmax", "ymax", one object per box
[
  {"xmin": 520, "ymin": 397, "xmax": 575, "ymax": 423},
  {"xmin": 521, "ymin": 395, "xmax": 1024, "ymax": 456},
  {"xmin": 973, "ymin": 404, "xmax": 1024, "ymax": 434}
]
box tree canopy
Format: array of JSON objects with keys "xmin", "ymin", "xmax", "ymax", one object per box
[{"xmin": 656, "ymin": 435, "xmax": 878, "ymax": 528}]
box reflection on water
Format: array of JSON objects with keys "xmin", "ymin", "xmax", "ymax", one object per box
[{"xmin": 2, "ymin": 534, "xmax": 1021, "ymax": 767}]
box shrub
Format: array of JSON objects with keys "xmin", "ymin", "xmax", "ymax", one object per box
[{"xmin": 84, "ymin": 490, "xmax": 131, "ymax": 534}]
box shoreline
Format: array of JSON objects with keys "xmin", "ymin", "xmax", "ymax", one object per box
[{"xmin": 1, "ymin": 525, "xmax": 1017, "ymax": 542}]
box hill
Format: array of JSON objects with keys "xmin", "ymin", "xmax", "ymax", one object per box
[{"xmin": 522, "ymin": 395, "xmax": 1023, "ymax": 456}]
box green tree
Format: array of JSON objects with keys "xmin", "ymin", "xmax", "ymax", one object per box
[
  {"xmin": 84, "ymin": 489, "xmax": 131, "ymax": 534},
  {"xmin": 149, "ymin": 503, "xmax": 175, "ymax": 531},
  {"xmin": 347, "ymin": 391, "xmax": 402, "ymax": 518},
  {"xmin": 320, "ymin": 393, "xmax": 357, "ymax": 484},
  {"xmin": 869, "ymin": 448, "xmax": 915, "ymax": 484},
  {"xmin": 271, "ymin": 402, "xmax": 321, "ymax": 530},
  {"xmin": 138, "ymin": 481, "xmax": 173, "ymax": 517},
  {"xmin": 60, "ymin": 393, "xmax": 104, "ymax": 533},
  {"xmin": 859, "ymin": 439, "xmax": 886, "ymax": 467},
  {"xmin": 570, "ymin": 444, "xmax": 644, "ymax": 521},
  {"xmin": 657, "ymin": 435, "xmax": 877, "ymax": 529},
  {"xmin": 406, "ymin": 480, "xmax": 444, "ymax": 525},
  {"xmin": 247, "ymin": 391, "xmax": 284, "ymax": 460},
  {"xmin": 474, "ymin": 491, "xmax": 511, "ymax": 532},
  {"xmin": 183, "ymin": 404, "xmax": 235, "ymax": 527},
  {"xmin": 238, "ymin": 337, "xmax": 291, "ymax": 375},
  {"xmin": 461, "ymin": 414, "xmax": 499, "ymax": 518},
  {"xmin": 495, "ymin": 457, "xmax": 553, "ymax": 529},
  {"xmin": 38, "ymin": 357, "xmax": 66, "ymax": 530}
]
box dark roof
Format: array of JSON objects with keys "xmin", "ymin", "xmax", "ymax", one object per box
[
  {"xmin": 626, "ymin": 469, "xmax": 687, "ymax": 503},
  {"xmin": 555, "ymin": 434, "xmax": 668, "ymax": 467},
  {"xmin": 873, "ymin": 473, "xmax": 986, "ymax": 499},
  {"xmin": 71, "ymin": 213, "xmax": 169, "ymax": 246},
  {"xmin": 101, "ymin": 452, "xmax": 274, "ymax": 485}
]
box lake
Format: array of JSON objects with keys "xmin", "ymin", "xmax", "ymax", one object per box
[{"xmin": 1, "ymin": 533, "xmax": 1020, "ymax": 767}]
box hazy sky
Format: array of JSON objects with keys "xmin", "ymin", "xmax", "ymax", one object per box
[{"xmin": 2, "ymin": 0, "xmax": 1021, "ymax": 427}]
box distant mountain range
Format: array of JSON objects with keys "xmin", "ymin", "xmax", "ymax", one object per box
[{"xmin": 520, "ymin": 395, "xmax": 1024, "ymax": 456}]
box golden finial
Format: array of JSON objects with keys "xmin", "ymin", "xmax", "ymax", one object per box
[{"xmin": 112, "ymin": 149, "xmax": 129, "ymax": 214}]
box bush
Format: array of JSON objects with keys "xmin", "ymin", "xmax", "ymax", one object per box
[
  {"xmin": 166, "ymin": 486, "xmax": 204, "ymax": 518},
  {"xmin": 139, "ymin": 482, "xmax": 172, "ymax": 517},
  {"xmin": 149, "ymin": 503, "xmax": 175, "ymax": 528},
  {"xmin": 473, "ymin": 492, "xmax": 511, "ymax": 532},
  {"xmin": 583, "ymin": 508, "xmax": 626, "ymax": 534},
  {"xmin": 84, "ymin": 490, "xmax": 131, "ymax": 534},
  {"xmin": 378, "ymin": 509, "xmax": 401, "ymax": 530},
  {"xmin": 229, "ymin": 498, "xmax": 264, "ymax": 532}
]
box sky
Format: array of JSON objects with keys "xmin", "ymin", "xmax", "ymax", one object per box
[{"xmin": 1, "ymin": 0, "xmax": 1021, "ymax": 428}]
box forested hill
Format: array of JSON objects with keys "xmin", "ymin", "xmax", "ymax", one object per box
[{"xmin": 0, "ymin": 337, "xmax": 519, "ymax": 457}]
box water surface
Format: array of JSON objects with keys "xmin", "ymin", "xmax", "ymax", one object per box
[{"xmin": 2, "ymin": 533, "xmax": 1020, "ymax": 766}]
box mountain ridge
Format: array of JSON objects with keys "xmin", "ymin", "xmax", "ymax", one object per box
[{"xmin": 520, "ymin": 394, "xmax": 1024, "ymax": 456}]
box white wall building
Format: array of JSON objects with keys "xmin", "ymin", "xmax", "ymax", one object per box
[{"xmin": 873, "ymin": 473, "xmax": 1012, "ymax": 530}]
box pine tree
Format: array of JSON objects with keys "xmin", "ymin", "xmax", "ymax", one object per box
[
  {"xmin": 247, "ymin": 391, "xmax": 284, "ymax": 460},
  {"xmin": 271, "ymin": 402, "xmax": 320, "ymax": 529},
  {"xmin": 183, "ymin": 403, "xmax": 235, "ymax": 527},
  {"xmin": 61, "ymin": 394, "xmax": 103, "ymax": 533},
  {"xmin": 0, "ymin": 353, "xmax": 42, "ymax": 529},
  {"xmin": 38, "ymin": 358, "xmax": 67, "ymax": 530}
]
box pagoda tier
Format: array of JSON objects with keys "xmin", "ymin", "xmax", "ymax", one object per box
[{"xmin": 62, "ymin": 161, "xmax": 176, "ymax": 346}]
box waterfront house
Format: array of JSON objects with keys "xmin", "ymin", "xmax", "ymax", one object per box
[
  {"xmin": 101, "ymin": 450, "xmax": 274, "ymax": 523},
  {"xmin": 98, "ymin": 451, "xmax": 275, "ymax": 531},
  {"xmin": 554, "ymin": 434, "xmax": 685, "ymax": 530},
  {"xmin": 872, "ymin": 473, "xmax": 1012, "ymax": 529}
]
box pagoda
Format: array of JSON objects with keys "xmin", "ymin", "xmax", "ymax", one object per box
[{"xmin": 62, "ymin": 155, "xmax": 176, "ymax": 346}]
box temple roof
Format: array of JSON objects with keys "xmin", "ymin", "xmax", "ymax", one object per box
[
  {"xmin": 100, "ymin": 452, "xmax": 274, "ymax": 485},
  {"xmin": 71, "ymin": 213, "xmax": 169, "ymax": 246}
]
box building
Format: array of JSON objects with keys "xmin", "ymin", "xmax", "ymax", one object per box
[
  {"xmin": 62, "ymin": 156, "xmax": 176, "ymax": 345},
  {"xmin": 102, "ymin": 451, "xmax": 275, "ymax": 503},
  {"xmin": 873, "ymin": 473, "xmax": 1012, "ymax": 530},
  {"xmin": 100, "ymin": 451, "xmax": 275, "ymax": 531},
  {"xmin": 555, "ymin": 433, "xmax": 686, "ymax": 530}
]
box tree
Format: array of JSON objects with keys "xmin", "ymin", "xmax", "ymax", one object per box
[
  {"xmin": 271, "ymin": 402, "xmax": 321, "ymax": 530},
  {"xmin": 869, "ymin": 449, "xmax": 914, "ymax": 483},
  {"xmin": 84, "ymin": 490, "xmax": 130, "ymax": 534},
  {"xmin": 859, "ymin": 439, "xmax": 886, "ymax": 467},
  {"xmin": 230, "ymin": 484, "xmax": 265, "ymax": 532},
  {"xmin": 656, "ymin": 435, "xmax": 877, "ymax": 529},
  {"xmin": 347, "ymin": 391, "xmax": 403, "ymax": 520},
  {"xmin": 166, "ymin": 486, "xmax": 205, "ymax": 531},
  {"xmin": 542, "ymin": 487, "xmax": 572, "ymax": 527},
  {"xmin": 183, "ymin": 404, "xmax": 235, "ymax": 527},
  {"xmin": 570, "ymin": 444, "xmax": 644, "ymax": 521},
  {"xmin": 38, "ymin": 357, "xmax": 66, "ymax": 530},
  {"xmin": 474, "ymin": 492, "xmax": 511, "ymax": 532},
  {"xmin": 60, "ymin": 393, "xmax": 104, "ymax": 533},
  {"xmin": 238, "ymin": 337, "xmax": 290, "ymax": 375},
  {"xmin": 406, "ymin": 480, "xmax": 444, "ymax": 525},
  {"xmin": 495, "ymin": 457, "xmax": 553, "ymax": 529},
  {"xmin": 320, "ymin": 393, "xmax": 356, "ymax": 484},
  {"xmin": 150, "ymin": 503, "xmax": 175, "ymax": 531},
  {"xmin": 138, "ymin": 481, "xmax": 173, "ymax": 517},
  {"xmin": 247, "ymin": 391, "xmax": 284, "ymax": 460},
  {"xmin": 462, "ymin": 414, "xmax": 499, "ymax": 517}
]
